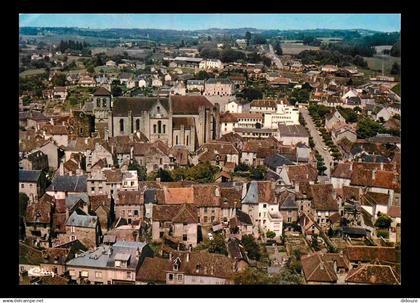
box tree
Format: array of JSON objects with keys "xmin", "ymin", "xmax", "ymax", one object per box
[
  {"xmin": 311, "ymin": 234, "xmax": 320, "ymax": 251},
  {"xmin": 19, "ymin": 193, "xmax": 29, "ymax": 217},
  {"xmin": 128, "ymin": 159, "xmax": 147, "ymax": 181},
  {"xmin": 241, "ymin": 235, "xmax": 261, "ymax": 261},
  {"xmin": 51, "ymin": 73, "xmax": 67, "ymax": 87},
  {"xmin": 356, "ymin": 117, "xmax": 386, "ymax": 139},
  {"xmin": 208, "ymin": 233, "xmax": 227, "ymax": 255},
  {"xmin": 233, "ymin": 267, "xmax": 272, "ymax": 285},
  {"xmin": 273, "ymin": 41, "xmax": 283, "ymax": 56},
  {"xmin": 266, "ymin": 231, "xmax": 276, "ymax": 239},
  {"xmin": 391, "ymin": 62, "xmax": 400, "ymax": 75},
  {"xmin": 262, "ymin": 56, "xmax": 272, "ymax": 67},
  {"xmin": 375, "ymin": 214, "xmax": 393, "ymax": 229},
  {"xmin": 245, "ymin": 31, "xmax": 252, "ymax": 45},
  {"xmin": 111, "ymin": 85, "xmax": 122, "ymax": 97},
  {"xmin": 242, "ymin": 87, "xmax": 263, "ymax": 101},
  {"xmin": 196, "ymin": 70, "xmax": 210, "ymax": 80},
  {"xmin": 156, "ymin": 168, "xmax": 174, "ymax": 182},
  {"xmin": 290, "ymin": 89, "xmax": 310, "ymax": 105},
  {"xmin": 86, "ymin": 65, "xmax": 95, "ymax": 74},
  {"xmin": 250, "ymin": 165, "xmax": 266, "ymax": 180},
  {"xmin": 390, "ymin": 40, "xmax": 400, "ymax": 57}
]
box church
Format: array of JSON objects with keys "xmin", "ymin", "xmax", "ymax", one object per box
[{"xmin": 107, "ymin": 95, "xmax": 220, "ymax": 152}]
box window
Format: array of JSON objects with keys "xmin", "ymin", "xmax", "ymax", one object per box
[
  {"xmin": 163, "ymin": 125, "xmax": 166, "ymax": 133},
  {"xmin": 186, "ymin": 136, "xmax": 189, "ymax": 146},
  {"xmin": 175, "ymin": 135, "xmax": 178, "ymax": 145},
  {"xmin": 29, "ymin": 183, "xmax": 33, "ymax": 188},
  {"xmin": 136, "ymin": 119, "xmax": 140, "ymax": 131},
  {"xmin": 102, "ymin": 99, "xmax": 107, "ymax": 107},
  {"xmin": 288, "ymin": 217, "xmax": 291, "ymax": 223},
  {"xmin": 21, "ymin": 183, "xmax": 24, "ymax": 189},
  {"xmin": 126, "ymin": 272, "xmax": 132, "ymax": 279},
  {"xmin": 157, "ymin": 106, "xmax": 160, "ymax": 113},
  {"xmin": 119, "ymin": 119, "xmax": 124, "ymax": 132},
  {"xmin": 204, "ymin": 207, "xmax": 208, "ymax": 213},
  {"xmin": 96, "ymin": 99, "xmax": 100, "ymax": 107},
  {"xmin": 71, "ymin": 226, "xmax": 75, "ymax": 233},
  {"xmin": 69, "ymin": 270, "xmax": 76, "ymax": 276},
  {"xmin": 81, "ymin": 271, "xmax": 89, "ymax": 278},
  {"xmin": 115, "ymin": 260, "xmax": 121, "ymax": 267},
  {"xmin": 263, "ymin": 204, "xmax": 267, "ymax": 208},
  {"xmin": 211, "ymin": 216, "xmax": 215, "ymax": 222},
  {"xmin": 203, "ymin": 216, "xmax": 208, "ymax": 223},
  {"xmin": 178, "ymin": 274, "xmax": 183, "ymax": 281},
  {"xmin": 95, "ymin": 271, "xmax": 102, "ymax": 279},
  {"xmin": 153, "ymin": 125, "xmax": 157, "ymax": 133},
  {"xmin": 158, "ymin": 121, "xmax": 162, "ymax": 133},
  {"xmin": 183, "ymin": 234, "xmax": 187, "ymax": 241},
  {"xmin": 168, "ymin": 274, "xmax": 174, "ymax": 281},
  {"xmin": 134, "ymin": 210, "xmax": 139, "ymax": 216}
]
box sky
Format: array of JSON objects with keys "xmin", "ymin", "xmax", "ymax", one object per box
[{"xmin": 19, "ymin": 14, "xmax": 401, "ymax": 32}]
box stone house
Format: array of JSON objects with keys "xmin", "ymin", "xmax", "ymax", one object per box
[
  {"xmin": 301, "ymin": 252, "xmax": 351, "ymax": 284},
  {"xmin": 325, "ymin": 110, "xmax": 346, "ymax": 131},
  {"xmin": 152, "ymin": 204, "xmax": 199, "ymax": 249},
  {"xmin": 133, "ymin": 141, "xmax": 171, "ymax": 173},
  {"xmin": 115, "ymin": 191, "xmax": 144, "ymax": 224},
  {"xmin": 20, "ymin": 150, "xmax": 49, "ymax": 171},
  {"xmin": 89, "ymin": 195, "xmax": 112, "ymax": 233},
  {"xmin": 25, "ymin": 193, "xmax": 54, "ymax": 248},
  {"xmin": 38, "ymin": 140, "xmax": 61, "ymax": 170},
  {"xmin": 194, "ymin": 142, "xmax": 239, "ymax": 166},
  {"xmin": 63, "ymin": 211, "xmax": 100, "ymax": 249},
  {"xmin": 19, "ymin": 170, "xmax": 47, "ymax": 203},
  {"xmin": 46, "ymin": 175, "xmax": 87, "ymax": 200},
  {"xmin": 204, "ymin": 78, "xmax": 234, "ymax": 97},
  {"xmin": 66, "ymin": 241, "xmax": 153, "ymax": 285}
]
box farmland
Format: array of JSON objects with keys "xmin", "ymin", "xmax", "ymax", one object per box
[
  {"xmin": 280, "ymin": 43, "xmax": 320, "ymax": 55},
  {"xmin": 363, "ymin": 55, "xmax": 400, "ymax": 74}
]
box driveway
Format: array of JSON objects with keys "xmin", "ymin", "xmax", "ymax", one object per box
[{"xmin": 300, "ymin": 107, "xmax": 333, "ymax": 177}]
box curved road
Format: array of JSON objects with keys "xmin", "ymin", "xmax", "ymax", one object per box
[{"xmin": 300, "ymin": 107, "xmax": 334, "ymax": 177}]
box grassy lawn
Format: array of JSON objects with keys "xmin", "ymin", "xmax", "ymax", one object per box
[
  {"xmin": 19, "ymin": 68, "xmax": 46, "ymax": 77},
  {"xmin": 95, "ymin": 65, "xmax": 120, "ymax": 73},
  {"xmin": 391, "ymin": 83, "xmax": 400, "ymax": 95},
  {"xmin": 363, "ymin": 55, "xmax": 400, "ymax": 75},
  {"xmin": 281, "ymin": 43, "xmax": 320, "ymax": 55}
]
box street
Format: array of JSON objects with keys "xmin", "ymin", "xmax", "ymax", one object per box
[{"xmin": 300, "ymin": 107, "xmax": 333, "ymax": 177}]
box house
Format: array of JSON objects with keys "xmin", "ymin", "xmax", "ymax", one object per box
[
  {"xmin": 321, "ymin": 65, "xmax": 338, "ymax": 73},
  {"xmin": 278, "ymin": 190, "xmax": 299, "ymax": 224},
  {"xmin": 186, "ymin": 80, "xmax": 205, "ymax": 93},
  {"xmin": 151, "ymin": 204, "xmax": 199, "ymax": 249},
  {"xmin": 144, "ymin": 188, "xmax": 158, "ymax": 219},
  {"xmin": 164, "ymin": 251, "xmax": 241, "ymax": 284},
  {"xmin": 89, "ymin": 195, "xmax": 112, "ymax": 234},
  {"xmin": 224, "ymin": 100, "xmax": 243, "ymax": 113},
  {"xmin": 133, "ymin": 142, "xmax": 171, "ymax": 173},
  {"xmin": 301, "ymin": 252, "xmax": 351, "ymax": 284},
  {"xmin": 25, "ymin": 193, "xmax": 53, "ymax": 248},
  {"xmin": 345, "ymin": 264, "xmax": 400, "ymax": 285},
  {"xmin": 62, "ymin": 210, "xmax": 100, "ymax": 249},
  {"xmin": 203, "ymin": 78, "xmax": 234, "ymax": 97},
  {"xmin": 66, "ymin": 241, "xmax": 153, "ymax": 285},
  {"xmin": 263, "ymin": 102, "xmax": 300, "ymax": 128},
  {"xmin": 115, "ymin": 191, "xmax": 144, "ymax": 224},
  {"xmin": 53, "ymin": 86, "xmax": 68, "ymax": 100},
  {"xmin": 19, "ymin": 170, "xmax": 47, "ymax": 203},
  {"xmin": 192, "ymin": 184, "xmax": 222, "ymax": 226},
  {"xmin": 325, "ymin": 110, "xmax": 346, "ymax": 131},
  {"xmin": 376, "ymin": 106, "xmax": 401, "ymax": 122},
  {"xmin": 20, "ymin": 150, "xmax": 49, "ymax": 171},
  {"xmin": 264, "ymin": 153, "xmax": 294, "ymax": 175},
  {"xmin": 229, "ymin": 209, "xmax": 253, "ymax": 237},
  {"xmin": 78, "ymin": 75, "xmax": 97, "ymax": 87},
  {"xmin": 37, "ymin": 140, "xmax": 61, "ymax": 170},
  {"xmin": 135, "ymin": 257, "xmax": 168, "ymax": 284},
  {"xmin": 332, "ymin": 125, "xmax": 357, "ymax": 144},
  {"xmin": 46, "ymin": 175, "xmax": 87, "ymax": 200},
  {"xmin": 121, "ymin": 170, "xmax": 139, "ymax": 191},
  {"xmin": 344, "ymin": 245, "xmax": 398, "ymax": 266},
  {"xmin": 307, "ymin": 184, "xmax": 339, "ymax": 230},
  {"xmin": 279, "ymin": 164, "xmax": 318, "ymax": 186},
  {"xmin": 241, "ymin": 181, "xmax": 283, "ymax": 240},
  {"xmin": 277, "ymin": 124, "xmax": 309, "ymax": 146},
  {"xmin": 195, "ymin": 142, "xmax": 239, "ymax": 166},
  {"xmin": 199, "ymin": 59, "xmax": 223, "ymax": 71}
]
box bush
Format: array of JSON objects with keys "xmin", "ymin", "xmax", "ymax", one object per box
[
  {"xmin": 376, "ymin": 230, "xmax": 389, "ymax": 239},
  {"xmin": 266, "ymin": 231, "xmax": 276, "ymax": 239}
]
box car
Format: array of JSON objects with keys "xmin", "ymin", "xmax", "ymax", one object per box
[{"xmin": 208, "ymin": 233, "xmax": 214, "ymax": 241}]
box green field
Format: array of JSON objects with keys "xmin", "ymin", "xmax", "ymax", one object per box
[
  {"xmin": 280, "ymin": 43, "xmax": 320, "ymax": 55},
  {"xmin": 19, "ymin": 68, "xmax": 46, "ymax": 77},
  {"xmin": 364, "ymin": 55, "xmax": 400, "ymax": 75}
]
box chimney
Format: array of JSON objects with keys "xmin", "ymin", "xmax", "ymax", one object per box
[
  {"xmin": 350, "ymin": 162, "xmax": 353, "ymax": 171},
  {"xmin": 294, "ymin": 182, "xmax": 300, "ymax": 192},
  {"xmin": 169, "ymin": 252, "xmax": 172, "ymax": 260},
  {"xmin": 372, "ymin": 169, "xmax": 377, "ymax": 180},
  {"xmin": 186, "ymin": 252, "xmax": 190, "ymax": 262},
  {"xmin": 380, "ymin": 162, "xmax": 384, "ymax": 171}
]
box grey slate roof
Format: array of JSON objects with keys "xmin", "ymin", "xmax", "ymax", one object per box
[
  {"xmin": 264, "ymin": 154, "xmax": 294, "ymax": 170},
  {"xmin": 206, "ymin": 78, "xmax": 232, "ymax": 85},
  {"xmin": 66, "ymin": 211, "xmax": 97, "ymax": 228},
  {"xmin": 47, "ymin": 175, "xmax": 87, "ymax": 193},
  {"xmin": 236, "ymin": 209, "xmax": 253, "ymax": 225},
  {"xmin": 19, "ymin": 170, "xmax": 42, "ymax": 183},
  {"xmin": 65, "ymin": 193, "xmax": 89, "ymax": 210},
  {"xmin": 278, "ymin": 124, "xmax": 309, "ymax": 137},
  {"xmin": 280, "ymin": 193, "xmax": 298, "ymax": 210},
  {"xmin": 144, "ymin": 189, "xmax": 157, "ymax": 204},
  {"xmin": 66, "ymin": 241, "xmax": 148, "ymax": 270},
  {"xmin": 112, "ymin": 97, "xmax": 169, "ymax": 116},
  {"xmin": 241, "ymin": 181, "xmax": 258, "ymax": 204}
]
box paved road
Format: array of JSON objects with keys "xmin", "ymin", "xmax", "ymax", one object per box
[
  {"xmin": 267, "ymin": 44, "xmax": 283, "ymax": 69},
  {"xmin": 300, "ymin": 107, "xmax": 333, "ymax": 177}
]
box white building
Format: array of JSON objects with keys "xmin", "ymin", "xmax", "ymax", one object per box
[
  {"xmin": 263, "ymin": 102, "xmax": 299, "ymax": 128},
  {"xmin": 224, "ymin": 100, "xmax": 243, "ymax": 113},
  {"xmin": 199, "ymin": 59, "xmax": 223, "ymax": 71}
]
